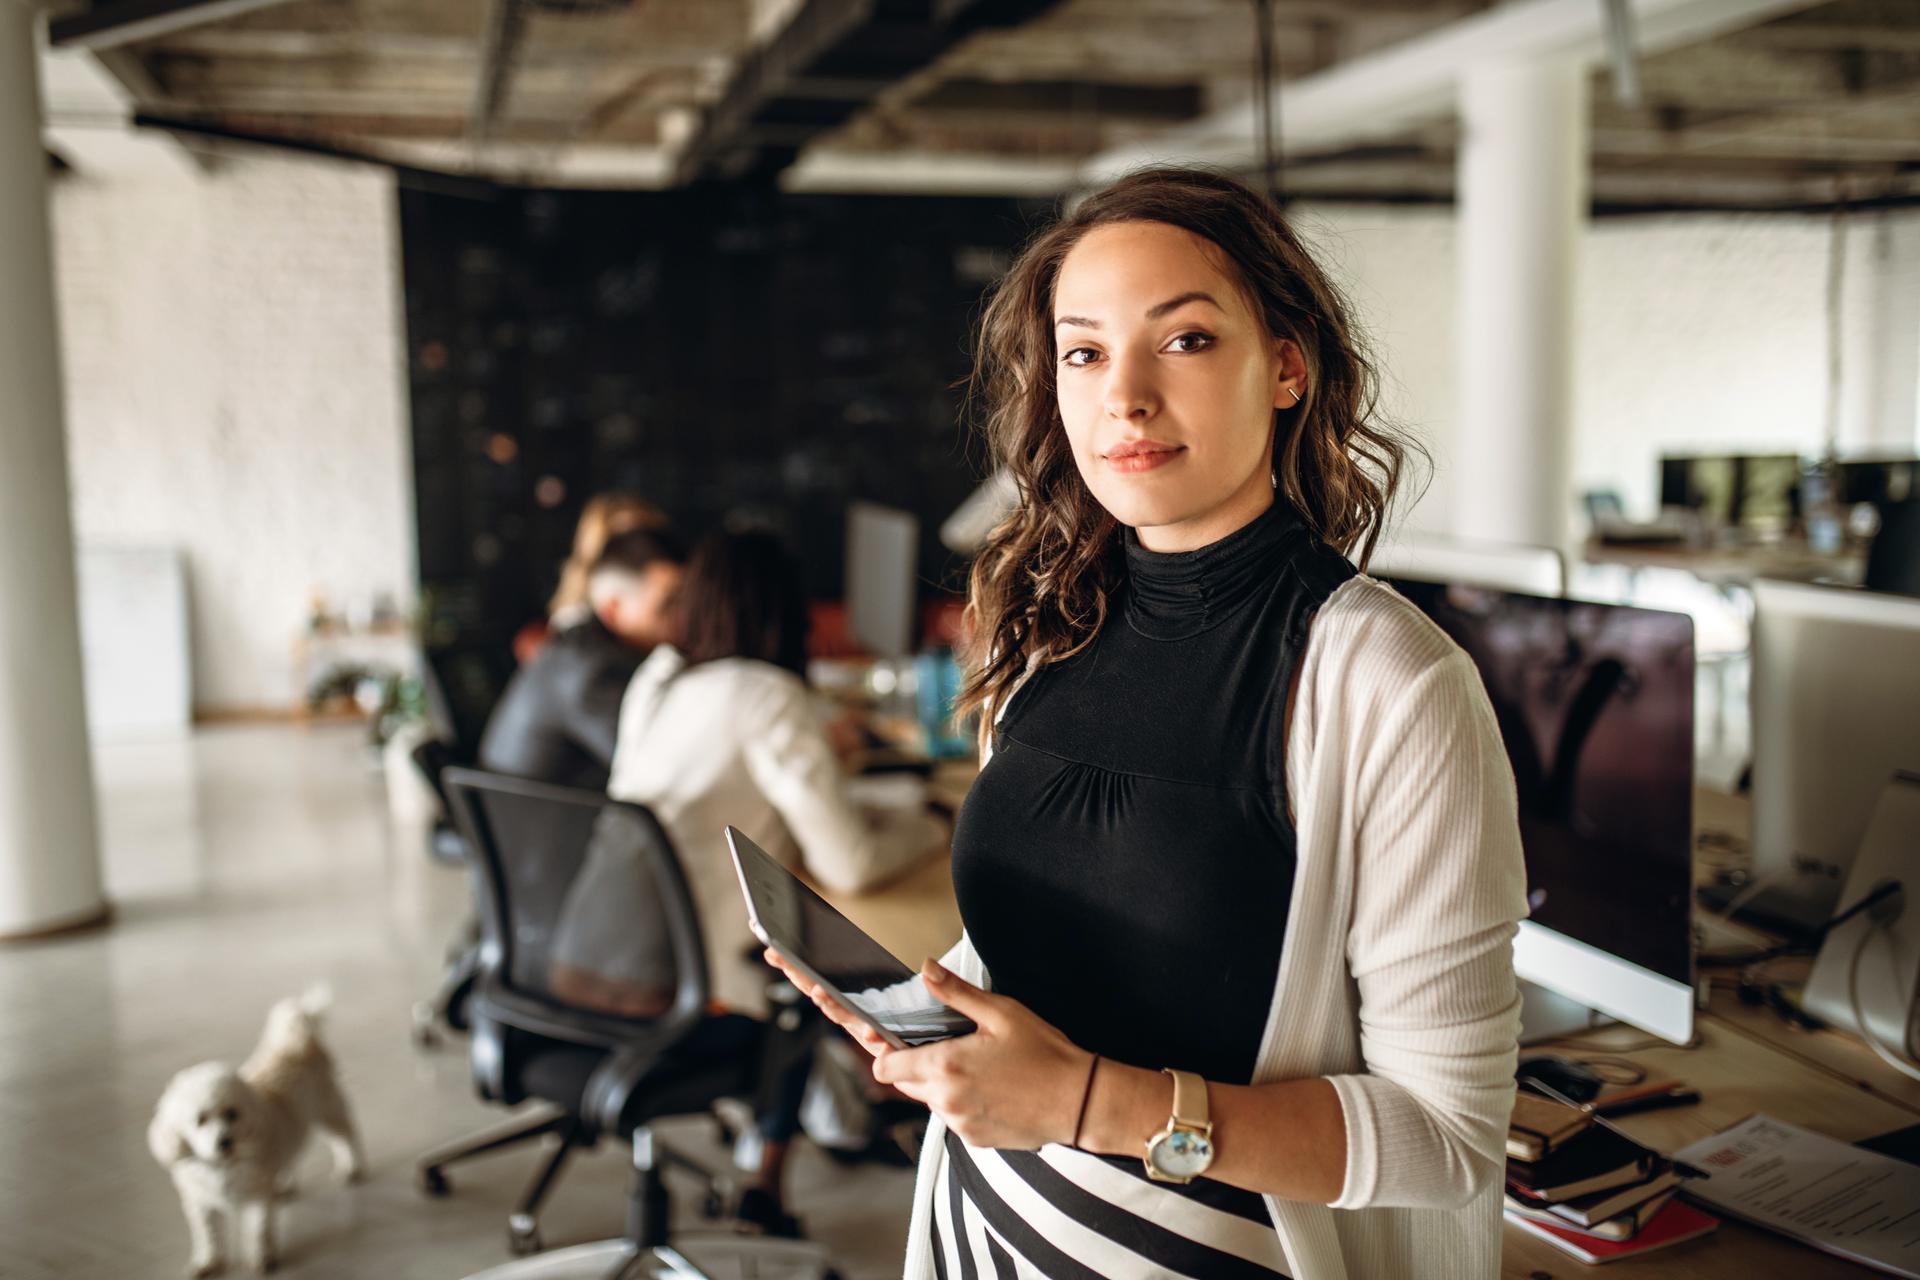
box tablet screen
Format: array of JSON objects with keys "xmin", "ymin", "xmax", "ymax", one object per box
[{"xmin": 726, "ymin": 826, "xmax": 974, "ymax": 1047}]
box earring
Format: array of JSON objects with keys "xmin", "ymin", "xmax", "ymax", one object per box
[{"xmin": 1287, "ymin": 386, "xmax": 1303, "ymax": 406}]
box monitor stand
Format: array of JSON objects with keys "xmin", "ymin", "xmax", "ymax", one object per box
[{"xmin": 1519, "ymin": 980, "xmax": 1615, "ymax": 1045}]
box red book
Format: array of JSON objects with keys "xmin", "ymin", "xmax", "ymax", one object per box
[{"xmin": 1506, "ymin": 1198, "xmax": 1719, "ymax": 1264}]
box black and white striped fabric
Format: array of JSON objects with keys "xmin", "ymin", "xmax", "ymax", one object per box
[{"xmin": 931, "ymin": 1130, "xmax": 1291, "ymax": 1279}]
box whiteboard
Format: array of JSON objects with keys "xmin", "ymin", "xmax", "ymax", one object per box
[{"xmin": 76, "ymin": 545, "xmax": 192, "ymax": 739}]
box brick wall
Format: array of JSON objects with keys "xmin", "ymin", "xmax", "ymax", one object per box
[{"xmin": 51, "ymin": 155, "xmax": 416, "ymax": 712}]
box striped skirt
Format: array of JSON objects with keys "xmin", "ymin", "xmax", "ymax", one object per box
[{"xmin": 932, "ymin": 1129, "xmax": 1291, "ymax": 1279}]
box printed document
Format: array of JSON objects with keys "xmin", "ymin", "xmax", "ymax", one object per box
[{"xmin": 1675, "ymin": 1115, "xmax": 1920, "ymax": 1278}]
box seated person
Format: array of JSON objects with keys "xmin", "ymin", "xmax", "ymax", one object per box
[
  {"xmin": 479, "ymin": 528, "xmax": 685, "ymax": 790},
  {"xmin": 608, "ymin": 527, "xmax": 946, "ymax": 1015},
  {"xmin": 546, "ymin": 492, "xmax": 671, "ymax": 629},
  {"xmin": 599, "ymin": 528, "xmax": 945, "ymax": 1232}
]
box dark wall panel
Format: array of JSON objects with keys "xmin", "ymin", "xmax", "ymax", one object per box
[{"xmin": 399, "ymin": 185, "xmax": 1037, "ymax": 642}]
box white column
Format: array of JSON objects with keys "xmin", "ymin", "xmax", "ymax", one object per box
[
  {"xmin": 1837, "ymin": 211, "xmax": 1920, "ymax": 455},
  {"xmin": 0, "ymin": 1, "xmax": 106, "ymax": 938},
  {"xmin": 1453, "ymin": 58, "xmax": 1587, "ymax": 551}
]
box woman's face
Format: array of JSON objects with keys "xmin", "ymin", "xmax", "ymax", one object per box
[{"xmin": 1052, "ymin": 220, "xmax": 1304, "ymax": 552}]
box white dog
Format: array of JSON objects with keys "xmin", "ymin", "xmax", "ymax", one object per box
[{"xmin": 148, "ymin": 988, "xmax": 366, "ymax": 1276}]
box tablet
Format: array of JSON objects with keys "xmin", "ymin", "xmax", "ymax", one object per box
[{"xmin": 725, "ymin": 825, "xmax": 975, "ymax": 1050}]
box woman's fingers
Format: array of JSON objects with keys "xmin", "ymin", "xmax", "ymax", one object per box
[{"xmin": 762, "ymin": 948, "xmax": 890, "ymax": 1057}]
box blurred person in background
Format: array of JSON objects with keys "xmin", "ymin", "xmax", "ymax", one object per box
[
  {"xmin": 515, "ymin": 491, "xmax": 671, "ymax": 662},
  {"xmin": 479, "ymin": 528, "xmax": 686, "ymax": 790},
  {"xmin": 609, "ymin": 527, "xmax": 946, "ymax": 1015},
  {"xmin": 595, "ymin": 527, "xmax": 945, "ymax": 1233}
]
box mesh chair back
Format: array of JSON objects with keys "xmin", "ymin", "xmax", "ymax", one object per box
[
  {"xmin": 442, "ymin": 768, "xmax": 710, "ymax": 1031},
  {"xmin": 1867, "ymin": 500, "xmax": 1920, "ymax": 599}
]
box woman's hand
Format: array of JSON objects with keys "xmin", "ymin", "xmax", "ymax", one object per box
[
  {"xmin": 877, "ymin": 960, "xmax": 1093, "ymax": 1150},
  {"xmin": 763, "ymin": 950, "xmax": 1093, "ymax": 1149},
  {"xmin": 762, "ymin": 947, "xmax": 894, "ymax": 1058}
]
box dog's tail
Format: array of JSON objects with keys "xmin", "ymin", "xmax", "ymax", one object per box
[
  {"xmin": 257, "ymin": 982, "xmax": 334, "ymax": 1058},
  {"xmin": 298, "ymin": 981, "xmax": 334, "ymax": 1019}
]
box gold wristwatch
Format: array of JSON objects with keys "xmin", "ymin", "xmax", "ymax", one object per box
[{"xmin": 1143, "ymin": 1068, "xmax": 1215, "ymax": 1183}]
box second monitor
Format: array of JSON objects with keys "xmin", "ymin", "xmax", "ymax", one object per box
[{"xmin": 1390, "ymin": 579, "xmax": 1697, "ymax": 1044}]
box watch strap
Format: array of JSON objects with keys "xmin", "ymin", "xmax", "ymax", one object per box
[{"xmin": 1162, "ymin": 1068, "xmax": 1210, "ymax": 1129}]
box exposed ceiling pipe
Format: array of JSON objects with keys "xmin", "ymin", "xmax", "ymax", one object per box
[{"xmin": 1601, "ymin": 0, "xmax": 1644, "ymax": 107}]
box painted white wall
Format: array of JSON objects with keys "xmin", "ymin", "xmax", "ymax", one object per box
[
  {"xmin": 1299, "ymin": 202, "xmax": 1920, "ymax": 535},
  {"xmin": 50, "ymin": 154, "xmax": 417, "ymax": 713}
]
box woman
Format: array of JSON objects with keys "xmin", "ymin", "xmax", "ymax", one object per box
[
  {"xmin": 606, "ymin": 528, "xmax": 946, "ymax": 1233},
  {"xmin": 769, "ymin": 167, "xmax": 1528, "ymax": 1279},
  {"xmin": 608, "ymin": 528, "xmax": 947, "ymax": 1016}
]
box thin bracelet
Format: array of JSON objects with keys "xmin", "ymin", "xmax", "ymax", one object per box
[{"xmin": 1070, "ymin": 1053, "xmax": 1101, "ymax": 1149}]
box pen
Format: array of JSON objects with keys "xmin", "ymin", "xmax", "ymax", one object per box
[{"xmin": 1598, "ymin": 1087, "xmax": 1702, "ymax": 1118}]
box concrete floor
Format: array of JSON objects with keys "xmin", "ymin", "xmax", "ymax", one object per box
[{"xmin": 0, "ymin": 723, "xmax": 913, "ymax": 1280}]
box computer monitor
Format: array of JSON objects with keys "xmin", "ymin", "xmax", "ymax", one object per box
[
  {"xmin": 845, "ymin": 501, "xmax": 919, "ymax": 659},
  {"xmin": 1389, "ymin": 579, "xmax": 1697, "ymax": 1043},
  {"xmin": 1658, "ymin": 454, "xmax": 1802, "ymax": 531},
  {"xmin": 1836, "ymin": 457, "xmax": 1919, "ymax": 509},
  {"xmin": 1368, "ymin": 532, "xmax": 1566, "ymax": 597},
  {"xmin": 1743, "ymin": 579, "xmax": 1920, "ymax": 932}
]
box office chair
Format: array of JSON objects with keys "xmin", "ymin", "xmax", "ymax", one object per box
[
  {"xmin": 407, "ymin": 736, "xmax": 481, "ymax": 1046},
  {"xmin": 418, "ymin": 767, "xmax": 835, "ymax": 1278},
  {"xmin": 408, "ymin": 639, "xmax": 508, "ymax": 1043},
  {"xmin": 1866, "ymin": 499, "xmax": 1920, "ymax": 599}
]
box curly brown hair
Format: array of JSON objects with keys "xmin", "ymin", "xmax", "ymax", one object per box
[{"xmin": 957, "ymin": 166, "xmax": 1422, "ymax": 741}]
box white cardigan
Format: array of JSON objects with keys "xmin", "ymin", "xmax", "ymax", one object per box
[
  {"xmin": 903, "ymin": 576, "xmax": 1529, "ymax": 1280},
  {"xmin": 608, "ymin": 646, "xmax": 944, "ymax": 1013}
]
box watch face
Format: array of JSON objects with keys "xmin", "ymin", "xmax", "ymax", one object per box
[{"xmin": 1150, "ymin": 1128, "xmax": 1214, "ymax": 1179}]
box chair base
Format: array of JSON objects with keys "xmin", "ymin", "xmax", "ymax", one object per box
[{"xmin": 419, "ymin": 1105, "xmax": 588, "ymax": 1253}]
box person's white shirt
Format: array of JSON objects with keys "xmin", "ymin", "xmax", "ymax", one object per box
[{"xmin": 608, "ymin": 645, "xmax": 942, "ymax": 1013}]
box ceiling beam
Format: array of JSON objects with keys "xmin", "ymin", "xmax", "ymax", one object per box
[
  {"xmin": 673, "ymin": 0, "xmax": 1066, "ymax": 186},
  {"xmin": 1081, "ymin": 0, "xmax": 1828, "ymax": 182},
  {"xmin": 469, "ymin": 0, "xmax": 532, "ymax": 151},
  {"xmin": 49, "ymin": 0, "xmax": 302, "ymax": 52},
  {"xmin": 909, "ymin": 77, "xmax": 1202, "ymax": 120}
]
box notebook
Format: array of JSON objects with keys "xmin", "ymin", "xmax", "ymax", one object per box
[
  {"xmin": 1508, "ymin": 1126, "xmax": 1661, "ymax": 1203},
  {"xmin": 1509, "ymin": 1092, "xmax": 1594, "ymax": 1161},
  {"xmin": 1507, "ymin": 1198, "xmax": 1719, "ymax": 1263},
  {"xmin": 1546, "ymin": 1169, "xmax": 1682, "ymax": 1228},
  {"xmin": 1505, "ymin": 1187, "xmax": 1677, "ymax": 1242}
]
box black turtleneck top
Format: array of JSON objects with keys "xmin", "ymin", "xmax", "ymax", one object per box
[{"xmin": 950, "ymin": 501, "xmax": 1354, "ymax": 1085}]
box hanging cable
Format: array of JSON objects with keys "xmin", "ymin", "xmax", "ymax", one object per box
[
  {"xmin": 1824, "ymin": 176, "xmax": 1851, "ymax": 455},
  {"xmin": 1848, "ymin": 913, "xmax": 1920, "ymax": 1084}
]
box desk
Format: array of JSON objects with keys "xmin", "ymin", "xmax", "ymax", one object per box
[
  {"xmin": 1507, "ymin": 1012, "xmax": 1920, "ymax": 1277},
  {"xmin": 1582, "ymin": 538, "xmax": 1863, "ymax": 587},
  {"xmin": 818, "ymin": 759, "xmax": 972, "ymax": 963},
  {"xmin": 824, "ymin": 849, "xmax": 962, "ymax": 969}
]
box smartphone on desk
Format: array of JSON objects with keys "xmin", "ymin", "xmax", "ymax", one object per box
[{"xmin": 726, "ymin": 825, "xmax": 974, "ymax": 1050}]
